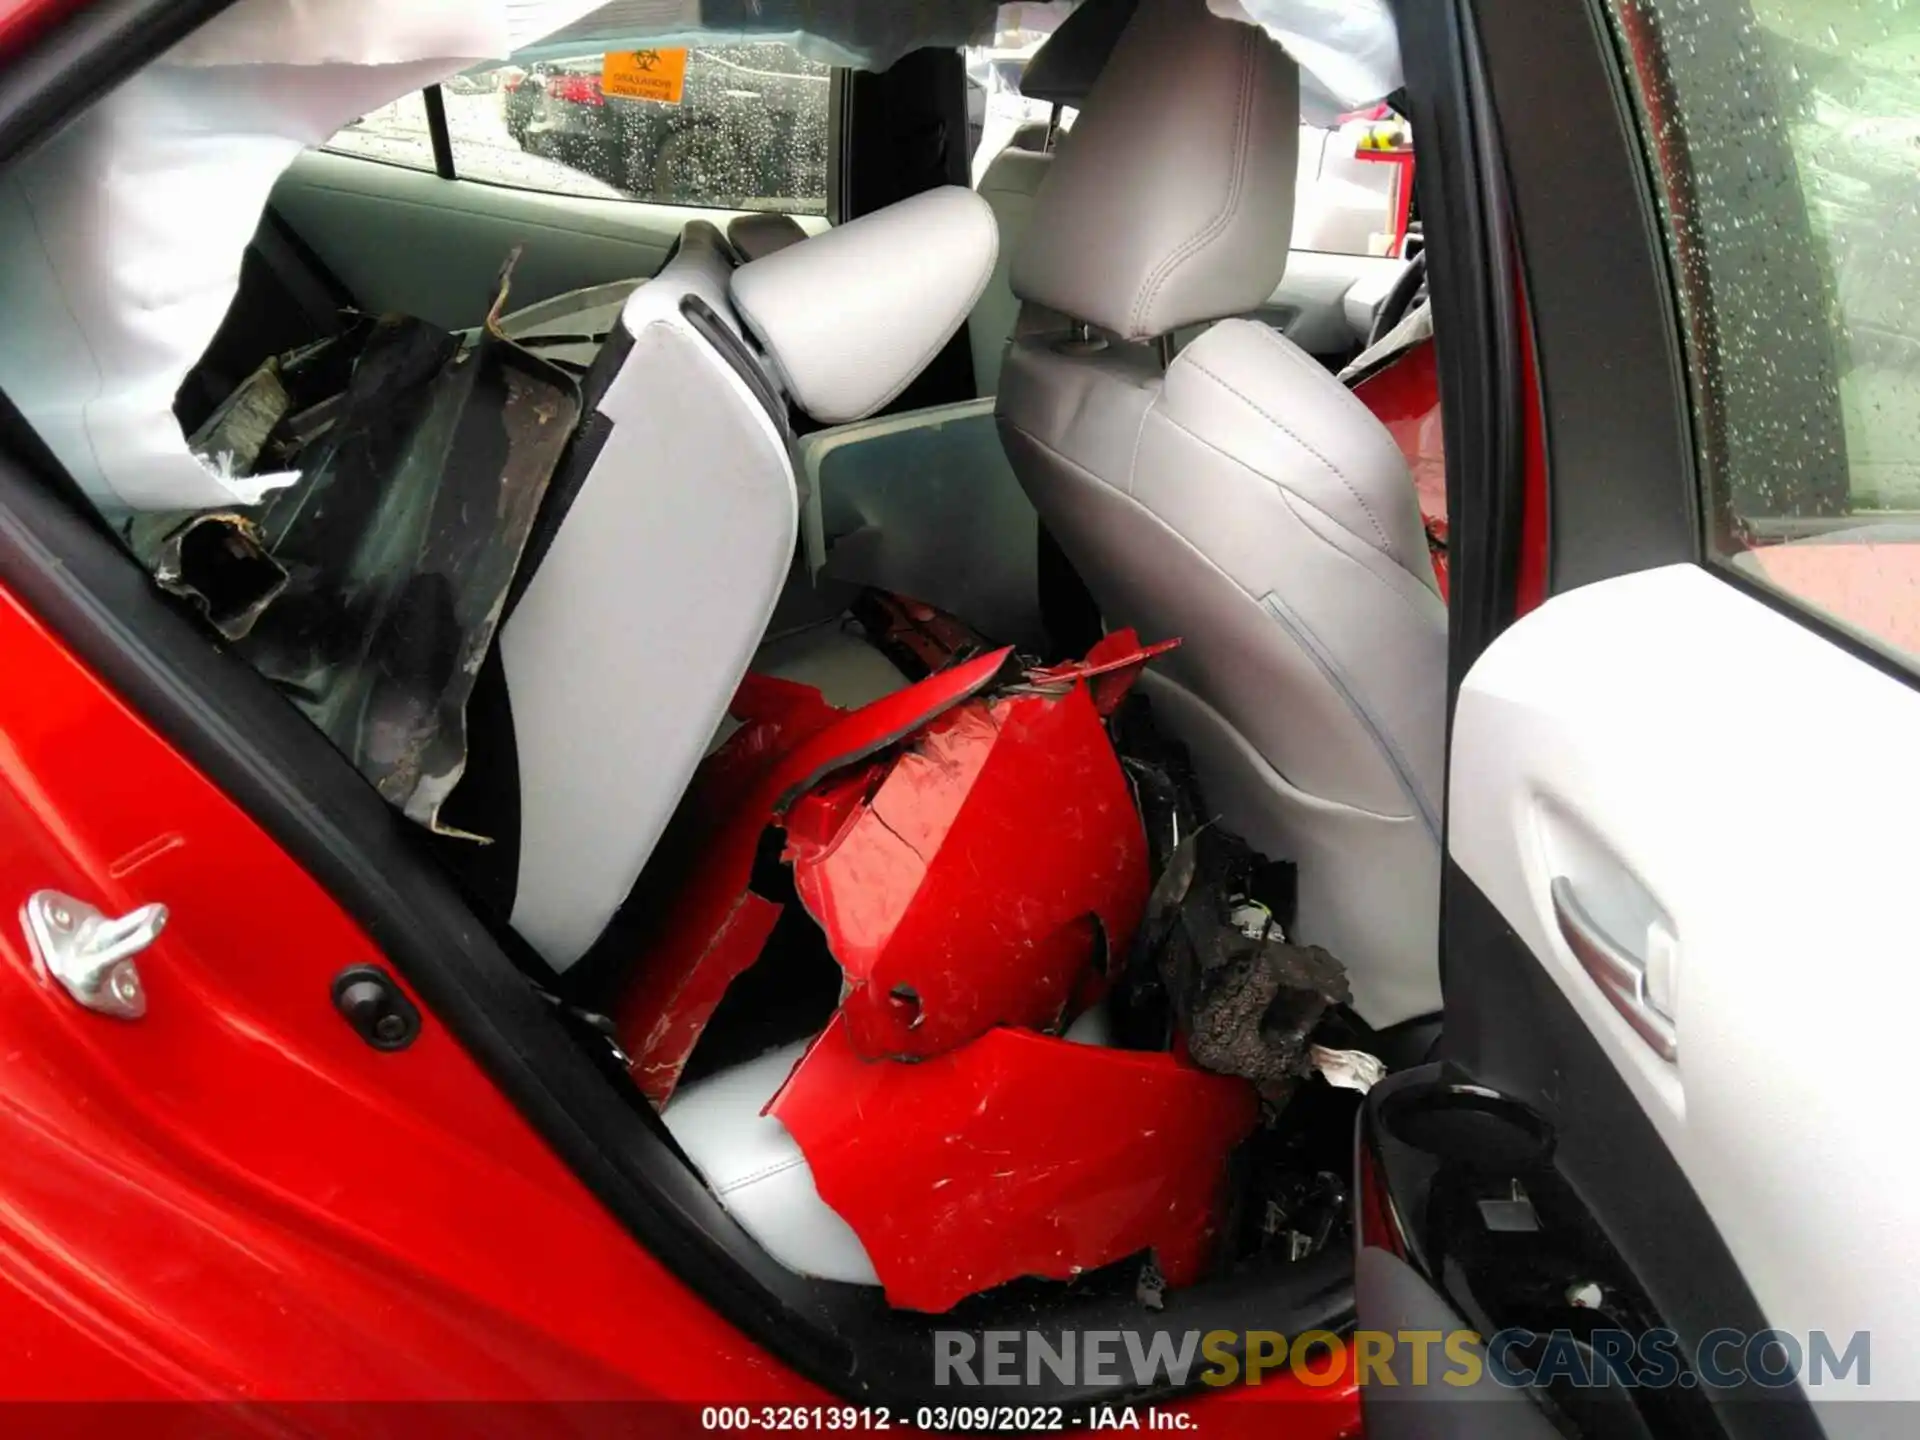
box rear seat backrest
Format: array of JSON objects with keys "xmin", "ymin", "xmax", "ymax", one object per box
[
  {"xmin": 499, "ymin": 220, "xmax": 784, "ymax": 968},
  {"xmin": 494, "ymin": 191, "xmax": 997, "ymax": 973}
]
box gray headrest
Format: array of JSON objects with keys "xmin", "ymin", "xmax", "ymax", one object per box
[
  {"xmin": 1010, "ymin": 0, "xmax": 1299, "ymax": 341},
  {"xmin": 1019, "ymin": 0, "xmax": 1139, "ymax": 108},
  {"xmin": 731, "ymin": 187, "xmax": 997, "ymax": 425}
]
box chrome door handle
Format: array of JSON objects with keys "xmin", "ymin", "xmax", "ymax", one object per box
[
  {"xmin": 1549, "ymin": 876, "xmax": 1676, "ymax": 1062},
  {"xmin": 21, "ymin": 890, "xmax": 165, "ymax": 1020}
]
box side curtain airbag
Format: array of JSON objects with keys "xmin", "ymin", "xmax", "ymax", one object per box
[{"xmin": 0, "ymin": 0, "xmax": 606, "ymax": 513}]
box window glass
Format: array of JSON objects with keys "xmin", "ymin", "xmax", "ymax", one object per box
[
  {"xmin": 325, "ymin": 91, "xmax": 439, "ymax": 173},
  {"xmin": 475, "ymin": 47, "xmax": 830, "ymax": 210},
  {"xmin": 1291, "ymin": 107, "xmax": 1414, "ymax": 258},
  {"xmin": 966, "ymin": 4, "xmax": 1075, "ymax": 183},
  {"xmin": 1605, "ymin": 0, "xmax": 1920, "ymax": 666},
  {"xmin": 327, "ymin": 45, "xmax": 832, "ymax": 213}
]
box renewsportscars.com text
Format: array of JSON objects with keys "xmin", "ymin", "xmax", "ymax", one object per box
[{"xmin": 933, "ymin": 1327, "xmax": 1870, "ymax": 1392}]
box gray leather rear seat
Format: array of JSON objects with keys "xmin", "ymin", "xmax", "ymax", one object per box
[{"xmin": 482, "ymin": 191, "xmax": 996, "ymax": 975}]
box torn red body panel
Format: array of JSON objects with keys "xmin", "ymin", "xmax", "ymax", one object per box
[
  {"xmin": 616, "ymin": 647, "xmax": 1014, "ymax": 1104},
  {"xmin": 769, "ymin": 1016, "xmax": 1260, "ymax": 1313},
  {"xmin": 1023, "ymin": 630, "xmax": 1180, "ymax": 716},
  {"xmin": 784, "ymin": 671, "xmax": 1150, "ymax": 1060},
  {"xmin": 692, "ymin": 672, "xmax": 847, "ymax": 818}
]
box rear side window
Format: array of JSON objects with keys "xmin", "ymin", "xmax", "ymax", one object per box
[
  {"xmin": 325, "ymin": 91, "xmax": 439, "ymax": 173},
  {"xmin": 328, "ymin": 44, "xmax": 832, "ymax": 215},
  {"xmin": 1604, "ymin": 0, "xmax": 1920, "ymax": 668}
]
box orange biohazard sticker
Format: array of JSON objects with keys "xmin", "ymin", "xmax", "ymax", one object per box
[{"xmin": 602, "ymin": 48, "xmax": 688, "ymax": 105}]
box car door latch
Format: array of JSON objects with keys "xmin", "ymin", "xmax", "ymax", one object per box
[{"xmin": 22, "ymin": 889, "xmax": 166, "ymax": 1020}]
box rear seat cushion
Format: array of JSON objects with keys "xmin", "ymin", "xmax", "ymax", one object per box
[
  {"xmin": 662, "ymin": 1005, "xmax": 1115, "ymax": 1288},
  {"xmin": 752, "ymin": 619, "xmax": 910, "ymax": 710}
]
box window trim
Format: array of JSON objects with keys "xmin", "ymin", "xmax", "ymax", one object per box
[
  {"xmin": 421, "ymin": 82, "xmax": 456, "ymax": 180},
  {"xmin": 1472, "ymin": 0, "xmax": 1700, "ymax": 594}
]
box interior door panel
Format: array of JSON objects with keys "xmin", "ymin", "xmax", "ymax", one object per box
[
  {"xmin": 1446, "ymin": 561, "xmax": 1919, "ymax": 1425},
  {"xmin": 270, "ymin": 149, "xmax": 825, "ymax": 330},
  {"xmin": 1354, "ymin": 1246, "xmax": 1563, "ymax": 1440}
]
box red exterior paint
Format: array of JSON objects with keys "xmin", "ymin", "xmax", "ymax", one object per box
[
  {"xmin": 0, "ymin": 0, "xmax": 83, "ymax": 58},
  {"xmin": 769, "ymin": 1015, "xmax": 1259, "ymax": 1313},
  {"xmin": 787, "ymin": 673, "xmax": 1148, "ymax": 1061},
  {"xmin": 1025, "ymin": 629, "xmax": 1180, "ymax": 715},
  {"xmin": 1350, "ymin": 298, "xmax": 1554, "ymax": 618},
  {"xmin": 0, "ymin": 579, "xmax": 1360, "ymax": 1422},
  {"xmin": 616, "ymin": 648, "xmax": 1013, "ymax": 1103},
  {"xmin": 1352, "ymin": 337, "xmax": 1448, "ymax": 598},
  {"xmin": 0, "ymin": 585, "xmax": 831, "ymax": 1404},
  {"xmin": 1173, "ymin": 1375, "xmax": 1365, "ymax": 1438},
  {"xmin": 695, "ymin": 670, "xmax": 847, "ymax": 816}
]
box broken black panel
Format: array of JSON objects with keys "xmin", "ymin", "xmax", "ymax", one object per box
[
  {"xmin": 1108, "ymin": 693, "xmax": 1351, "ymax": 1103},
  {"xmin": 130, "ymin": 307, "xmax": 581, "ymax": 837},
  {"xmin": 1153, "ymin": 827, "xmax": 1351, "ymax": 1102}
]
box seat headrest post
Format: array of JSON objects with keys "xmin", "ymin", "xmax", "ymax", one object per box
[
  {"xmin": 1020, "ymin": 0, "xmax": 1142, "ymax": 109},
  {"xmin": 1010, "ymin": 0, "xmax": 1301, "ymax": 342}
]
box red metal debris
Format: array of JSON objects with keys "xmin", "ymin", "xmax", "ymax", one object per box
[
  {"xmin": 853, "ymin": 590, "xmax": 995, "ymax": 675},
  {"xmin": 615, "ymin": 648, "xmax": 1014, "ymax": 1104},
  {"xmin": 784, "ymin": 665, "xmax": 1150, "ymax": 1061},
  {"xmin": 768, "ymin": 1015, "xmax": 1260, "ymax": 1313},
  {"xmin": 617, "ymin": 631, "xmax": 1175, "ymax": 1102},
  {"xmin": 1022, "ymin": 630, "xmax": 1181, "ymax": 716},
  {"xmin": 616, "ymin": 626, "xmax": 1259, "ymax": 1312}
]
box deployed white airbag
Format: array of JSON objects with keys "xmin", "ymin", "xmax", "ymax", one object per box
[
  {"xmin": 0, "ymin": 0, "xmax": 604, "ymax": 512},
  {"xmin": 514, "ymin": 0, "xmax": 999, "ymax": 70},
  {"xmin": 1208, "ymin": 0, "xmax": 1401, "ymax": 122}
]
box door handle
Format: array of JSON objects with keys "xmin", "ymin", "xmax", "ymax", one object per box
[{"xmin": 1549, "ymin": 876, "xmax": 1677, "ymax": 1062}]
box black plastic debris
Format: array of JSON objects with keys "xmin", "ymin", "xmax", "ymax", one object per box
[
  {"xmin": 127, "ymin": 271, "xmax": 581, "ymax": 837},
  {"xmin": 1148, "ymin": 828, "xmax": 1351, "ymax": 1102},
  {"xmin": 1108, "ymin": 698, "xmax": 1353, "ymax": 1103}
]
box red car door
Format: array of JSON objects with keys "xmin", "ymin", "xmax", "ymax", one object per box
[{"xmin": 0, "ymin": 582, "xmax": 827, "ymax": 1406}]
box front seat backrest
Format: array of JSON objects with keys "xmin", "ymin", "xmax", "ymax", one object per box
[
  {"xmin": 499, "ymin": 191, "xmax": 996, "ymax": 972},
  {"xmin": 972, "ymin": 146, "xmax": 1052, "ymax": 394},
  {"xmin": 996, "ymin": 0, "xmax": 1447, "ymax": 1027}
]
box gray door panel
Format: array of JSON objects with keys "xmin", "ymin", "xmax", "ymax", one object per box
[{"xmin": 271, "ymin": 150, "xmax": 820, "ymax": 329}]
